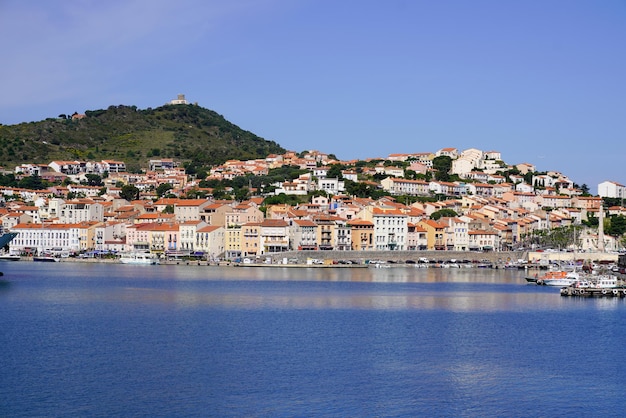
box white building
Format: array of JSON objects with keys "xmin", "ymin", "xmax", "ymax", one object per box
[
  {"xmin": 598, "ymin": 181, "xmax": 626, "ymax": 199},
  {"xmin": 9, "ymin": 223, "xmax": 81, "ymax": 255},
  {"xmin": 371, "ymin": 207, "xmax": 407, "ymax": 251},
  {"xmin": 317, "ymin": 177, "xmax": 345, "ymax": 195}
]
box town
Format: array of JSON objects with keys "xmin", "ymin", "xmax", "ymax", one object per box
[{"xmin": 2, "ymin": 142, "xmax": 625, "ymax": 263}]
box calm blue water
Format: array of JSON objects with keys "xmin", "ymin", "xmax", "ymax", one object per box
[{"xmin": 1, "ymin": 262, "xmax": 625, "ymax": 417}]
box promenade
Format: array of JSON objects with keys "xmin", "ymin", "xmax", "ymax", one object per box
[{"xmin": 10, "ymin": 250, "xmax": 618, "ymax": 268}]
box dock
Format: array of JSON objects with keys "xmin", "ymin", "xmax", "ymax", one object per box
[{"xmin": 560, "ymin": 287, "xmax": 626, "ymax": 297}]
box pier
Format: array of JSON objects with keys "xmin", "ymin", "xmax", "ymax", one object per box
[{"xmin": 560, "ymin": 287, "xmax": 626, "ymax": 297}]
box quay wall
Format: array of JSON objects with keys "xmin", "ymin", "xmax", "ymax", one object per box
[
  {"xmin": 266, "ymin": 250, "xmax": 619, "ymax": 265},
  {"xmin": 266, "ymin": 250, "xmax": 525, "ymax": 264}
]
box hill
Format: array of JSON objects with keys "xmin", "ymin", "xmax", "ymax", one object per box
[{"xmin": 0, "ymin": 104, "xmax": 286, "ymax": 173}]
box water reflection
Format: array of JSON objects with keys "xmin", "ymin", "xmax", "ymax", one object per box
[
  {"xmin": 162, "ymin": 289, "xmax": 598, "ymax": 311},
  {"xmin": 3, "ymin": 263, "xmax": 624, "ymax": 312}
]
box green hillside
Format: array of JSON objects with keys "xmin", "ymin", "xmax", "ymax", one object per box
[{"xmin": 0, "ymin": 104, "xmax": 286, "ymax": 173}]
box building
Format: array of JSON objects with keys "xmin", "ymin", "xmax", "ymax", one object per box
[
  {"xmin": 598, "ymin": 181, "xmax": 626, "ymax": 199},
  {"xmin": 291, "ymin": 219, "xmax": 318, "ymax": 250},
  {"xmin": 169, "ymin": 94, "xmax": 190, "ymax": 105},
  {"xmin": 348, "ymin": 219, "xmax": 374, "ymax": 251},
  {"xmin": 260, "ymin": 219, "xmax": 290, "ymax": 254},
  {"xmin": 370, "ymin": 207, "xmax": 407, "ymax": 251},
  {"xmin": 417, "ymin": 219, "xmax": 447, "ymax": 250}
]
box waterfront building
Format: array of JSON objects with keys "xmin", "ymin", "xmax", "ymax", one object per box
[
  {"xmin": 74, "ymin": 221, "xmax": 101, "ymax": 252},
  {"xmin": 406, "ymin": 223, "xmax": 427, "ymax": 250},
  {"xmin": 241, "ymin": 222, "xmax": 261, "ymax": 257},
  {"xmin": 146, "ymin": 223, "xmax": 179, "ymax": 255},
  {"xmin": 370, "ymin": 207, "xmax": 407, "ymax": 251},
  {"xmin": 179, "ymin": 220, "xmax": 208, "ymax": 254},
  {"xmin": 417, "ymin": 219, "xmax": 447, "ymax": 251},
  {"xmin": 196, "ymin": 225, "xmax": 224, "ymax": 260},
  {"xmin": 9, "ymin": 222, "xmax": 81, "ymax": 255},
  {"xmin": 334, "ymin": 218, "xmax": 352, "ymax": 251},
  {"xmin": 94, "ymin": 221, "xmax": 126, "ymax": 253},
  {"xmin": 260, "ymin": 219, "xmax": 290, "ymax": 254},
  {"xmin": 439, "ymin": 217, "xmax": 469, "ymax": 251},
  {"xmin": 347, "ymin": 219, "xmax": 374, "ymax": 251},
  {"xmin": 312, "ymin": 214, "xmax": 337, "ymax": 250},
  {"xmin": 224, "ymin": 226, "xmax": 242, "ymax": 259},
  {"xmin": 291, "ymin": 219, "xmax": 318, "ymax": 250},
  {"xmin": 468, "ymin": 229, "xmax": 500, "ymax": 252}
]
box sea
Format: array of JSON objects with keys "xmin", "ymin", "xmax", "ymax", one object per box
[{"xmin": 1, "ymin": 262, "xmax": 625, "ymax": 417}]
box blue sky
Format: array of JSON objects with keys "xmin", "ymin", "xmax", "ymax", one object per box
[{"xmin": 1, "ymin": 0, "xmax": 624, "ymax": 191}]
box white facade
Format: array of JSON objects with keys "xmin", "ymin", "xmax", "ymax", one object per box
[
  {"xmin": 380, "ymin": 178, "xmax": 430, "ymax": 196},
  {"xmin": 317, "ymin": 177, "xmax": 345, "ymax": 195},
  {"xmin": 9, "ymin": 223, "xmax": 81, "ymax": 254},
  {"xmin": 59, "ymin": 201, "xmax": 104, "ymax": 223},
  {"xmin": 598, "ymin": 181, "xmax": 626, "ymax": 199},
  {"xmin": 372, "ymin": 210, "xmax": 407, "ymax": 251}
]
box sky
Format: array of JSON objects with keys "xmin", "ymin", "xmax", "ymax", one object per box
[{"xmin": 1, "ymin": 0, "xmax": 625, "ymax": 191}]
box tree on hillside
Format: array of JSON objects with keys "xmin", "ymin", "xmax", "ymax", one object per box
[
  {"xmin": 156, "ymin": 183, "xmax": 174, "ymax": 198},
  {"xmin": 430, "ymin": 208, "xmax": 458, "ymax": 220},
  {"xmin": 18, "ymin": 175, "xmax": 47, "ymax": 190},
  {"xmin": 432, "ymin": 156, "xmax": 452, "ymax": 181},
  {"xmin": 326, "ymin": 164, "xmax": 344, "ymax": 179},
  {"xmin": 83, "ymin": 174, "xmax": 103, "ymax": 187},
  {"xmin": 606, "ymin": 215, "xmax": 626, "ymax": 238},
  {"xmin": 119, "ymin": 184, "xmax": 140, "ymax": 201}
]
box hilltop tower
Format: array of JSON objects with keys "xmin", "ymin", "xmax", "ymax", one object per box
[{"xmin": 168, "ymin": 94, "xmax": 189, "ymax": 105}]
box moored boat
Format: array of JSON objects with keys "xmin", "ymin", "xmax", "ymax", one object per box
[
  {"xmin": 33, "ymin": 253, "xmax": 60, "ymax": 262},
  {"xmin": 531, "ymin": 270, "xmax": 580, "ymax": 286},
  {"xmin": 0, "ymin": 253, "xmax": 21, "ymax": 261},
  {"xmin": 119, "ymin": 252, "xmax": 159, "ymax": 265}
]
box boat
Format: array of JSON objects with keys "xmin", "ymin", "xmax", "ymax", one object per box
[
  {"xmin": 531, "ymin": 270, "xmax": 580, "ymax": 286},
  {"xmin": 119, "ymin": 252, "xmax": 160, "ymax": 265},
  {"xmin": 0, "ymin": 253, "xmax": 21, "ymax": 261},
  {"xmin": 560, "ymin": 274, "xmax": 623, "ymax": 297},
  {"xmin": 33, "ymin": 253, "xmax": 60, "ymax": 262},
  {"xmin": 590, "ymin": 274, "xmax": 618, "ymax": 289}
]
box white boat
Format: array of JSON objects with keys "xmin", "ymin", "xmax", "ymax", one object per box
[
  {"xmin": 119, "ymin": 252, "xmax": 159, "ymax": 265},
  {"xmin": 0, "ymin": 253, "xmax": 21, "ymax": 261},
  {"xmin": 33, "ymin": 252, "xmax": 60, "ymax": 262},
  {"xmin": 541, "ymin": 270, "xmax": 581, "ymax": 286},
  {"xmin": 591, "ymin": 274, "xmax": 618, "ymax": 289}
]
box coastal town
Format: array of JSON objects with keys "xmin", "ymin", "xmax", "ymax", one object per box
[{"xmin": 2, "ymin": 142, "xmax": 625, "ymax": 264}]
